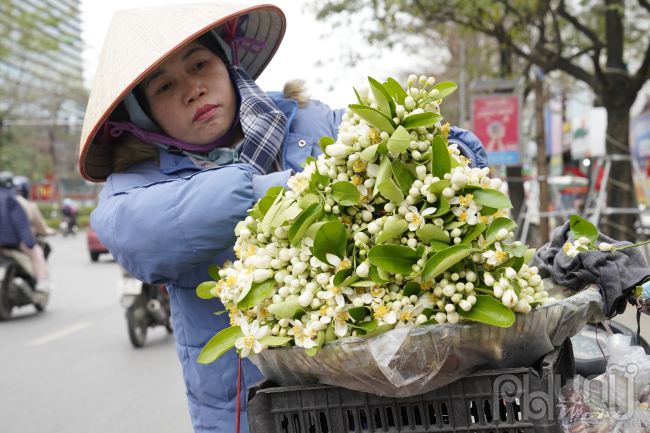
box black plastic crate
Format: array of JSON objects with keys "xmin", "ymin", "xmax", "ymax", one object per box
[{"xmin": 247, "ymin": 339, "xmax": 575, "ymax": 433}]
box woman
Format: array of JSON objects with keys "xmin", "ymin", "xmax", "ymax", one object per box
[{"xmin": 81, "ymin": 3, "xmax": 487, "ymax": 432}]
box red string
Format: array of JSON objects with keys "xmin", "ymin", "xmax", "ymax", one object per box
[
  {"xmin": 595, "ymin": 323, "xmax": 607, "ymax": 364},
  {"xmin": 236, "ymin": 356, "xmax": 242, "ymax": 433}
]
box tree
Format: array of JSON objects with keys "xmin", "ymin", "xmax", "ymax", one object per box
[{"xmin": 313, "ymin": 0, "xmax": 650, "ymax": 241}]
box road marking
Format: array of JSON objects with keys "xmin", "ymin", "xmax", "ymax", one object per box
[{"xmin": 27, "ymin": 322, "xmax": 92, "ymax": 346}]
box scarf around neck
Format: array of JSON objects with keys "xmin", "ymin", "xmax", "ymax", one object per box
[{"xmin": 107, "ymin": 65, "xmax": 287, "ymax": 175}]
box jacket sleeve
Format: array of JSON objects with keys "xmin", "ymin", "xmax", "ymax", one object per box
[
  {"xmin": 448, "ymin": 126, "xmax": 488, "ymax": 169},
  {"xmin": 91, "ymin": 165, "xmax": 292, "ymax": 285},
  {"xmin": 10, "ymin": 198, "xmax": 34, "ymax": 249}
]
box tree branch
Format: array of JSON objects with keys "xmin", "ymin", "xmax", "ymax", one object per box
[
  {"xmin": 638, "ymin": 0, "xmax": 650, "ymax": 13},
  {"xmin": 557, "ymin": 0, "xmax": 604, "ymax": 48},
  {"xmin": 635, "ymin": 39, "xmax": 650, "ymax": 81}
]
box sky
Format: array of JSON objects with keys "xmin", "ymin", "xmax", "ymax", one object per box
[{"xmin": 79, "ymin": 0, "xmax": 409, "ymax": 110}]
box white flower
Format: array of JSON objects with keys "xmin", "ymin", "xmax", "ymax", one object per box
[
  {"xmin": 405, "ymin": 205, "xmax": 436, "ymax": 231},
  {"xmin": 366, "ymin": 163, "xmax": 379, "ymax": 178},
  {"xmin": 564, "ymin": 240, "xmax": 583, "ymax": 257},
  {"xmin": 451, "ymin": 205, "xmax": 478, "ymax": 225},
  {"xmin": 502, "ymin": 289, "xmax": 518, "ymax": 308},
  {"xmin": 395, "ymin": 305, "xmax": 416, "ymax": 329},
  {"xmin": 287, "ymin": 176, "xmax": 310, "ymax": 195},
  {"xmin": 318, "ymin": 285, "xmax": 354, "ymax": 307},
  {"xmin": 356, "ymin": 262, "xmax": 370, "ymax": 278},
  {"xmin": 326, "ymin": 143, "xmax": 348, "ymax": 158},
  {"xmin": 450, "ymin": 172, "xmax": 468, "ymax": 187},
  {"xmin": 599, "ymin": 242, "xmax": 613, "ymax": 252},
  {"xmin": 235, "ymin": 320, "xmax": 268, "ymax": 358},
  {"xmin": 334, "ymin": 311, "xmax": 351, "ymax": 337},
  {"xmin": 299, "ymin": 290, "xmax": 314, "ymax": 307},
  {"xmin": 326, "ymin": 255, "xmax": 353, "ymax": 274},
  {"xmin": 483, "ymin": 242, "xmax": 507, "ymax": 266}
]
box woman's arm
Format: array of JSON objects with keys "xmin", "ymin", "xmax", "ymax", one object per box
[{"xmin": 91, "ymin": 165, "xmax": 292, "ymax": 284}]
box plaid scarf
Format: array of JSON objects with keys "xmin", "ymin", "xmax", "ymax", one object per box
[
  {"xmin": 107, "ymin": 65, "xmax": 286, "ymax": 175},
  {"xmin": 230, "ymin": 65, "xmax": 287, "ymax": 174}
]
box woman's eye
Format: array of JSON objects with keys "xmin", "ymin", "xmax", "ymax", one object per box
[
  {"xmin": 157, "ymin": 83, "xmax": 171, "ymax": 94},
  {"xmin": 193, "ymin": 61, "xmax": 207, "ymax": 70}
]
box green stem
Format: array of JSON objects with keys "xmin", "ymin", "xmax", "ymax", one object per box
[
  {"xmin": 614, "ymin": 238, "xmax": 650, "ymax": 251},
  {"xmin": 474, "ymin": 287, "xmax": 495, "ymax": 295}
]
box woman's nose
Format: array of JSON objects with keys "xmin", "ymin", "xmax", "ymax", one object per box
[{"xmin": 183, "ymin": 81, "xmax": 207, "ymax": 106}]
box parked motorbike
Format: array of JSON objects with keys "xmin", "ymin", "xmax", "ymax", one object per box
[
  {"xmin": 59, "ymin": 216, "xmax": 78, "ymax": 237},
  {"xmin": 0, "ymin": 242, "xmax": 51, "ymax": 320},
  {"xmin": 117, "ymin": 268, "xmax": 172, "ymax": 347}
]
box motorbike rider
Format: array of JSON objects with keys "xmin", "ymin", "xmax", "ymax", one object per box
[
  {"xmin": 61, "ymin": 198, "xmax": 77, "ymax": 229},
  {"xmin": 13, "ymin": 176, "xmax": 54, "ymax": 289},
  {"xmin": 0, "ymin": 171, "xmax": 39, "ymax": 280}
]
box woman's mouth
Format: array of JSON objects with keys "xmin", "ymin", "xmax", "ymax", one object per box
[{"xmin": 193, "ymin": 104, "xmax": 219, "ymax": 122}]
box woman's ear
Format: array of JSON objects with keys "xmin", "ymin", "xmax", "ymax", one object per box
[{"xmin": 283, "ymin": 79, "xmax": 310, "ymax": 108}]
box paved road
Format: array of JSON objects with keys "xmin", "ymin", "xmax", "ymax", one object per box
[{"xmin": 0, "ymin": 233, "xmax": 193, "ymax": 433}]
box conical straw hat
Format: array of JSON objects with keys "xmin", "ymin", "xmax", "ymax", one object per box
[{"xmin": 79, "ymin": 2, "xmax": 285, "ymax": 181}]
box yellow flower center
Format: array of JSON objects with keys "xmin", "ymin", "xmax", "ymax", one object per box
[
  {"xmin": 342, "ymin": 215, "xmax": 353, "ymax": 225},
  {"xmin": 493, "ymin": 210, "xmax": 503, "ymax": 218},
  {"xmin": 292, "ymin": 326, "xmax": 303, "ymax": 338},
  {"xmin": 484, "ymin": 263, "xmax": 495, "ymax": 271},
  {"xmin": 479, "ymin": 216, "xmax": 489, "ymax": 223},
  {"xmin": 563, "ymin": 243, "xmax": 572, "ymax": 254},
  {"xmin": 441, "ymin": 122, "xmax": 451, "ymax": 138},
  {"xmin": 296, "ymin": 180, "xmax": 309, "ymax": 191},
  {"xmin": 430, "ymin": 294, "xmax": 439, "ymax": 303},
  {"xmin": 235, "ymin": 248, "xmax": 242, "ymax": 259},
  {"xmin": 421, "ymin": 280, "xmax": 434, "ymax": 291},
  {"xmin": 351, "ymin": 175, "xmax": 364, "ymax": 185},
  {"xmin": 371, "ymin": 285, "xmax": 384, "ymax": 297},
  {"xmin": 248, "ymin": 245, "xmax": 256, "ymax": 257},
  {"xmin": 247, "ymin": 310, "xmax": 255, "ymax": 319},
  {"xmin": 495, "ymin": 251, "xmax": 507, "ymax": 262},
  {"xmin": 400, "ymin": 312, "xmax": 412, "ymax": 322},
  {"xmin": 229, "ymin": 305, "xmax": 237, "ymax": 314},
  {"xmin": 331, "ymin": 286, "xmax": 342, "ymax": 295},
  {"xmin": 242, "ymin": 335, "xmax": 256, "ymax": 349},
  {"xmin": 230, "ymin": 315, "xmax": 237, "ymax": 326},
  {"xmin": 319, "ymin": 305, "xmax": 328, "ymax": 315},
  {"xmin": 459, "ymin": 212, "xmax": 467, "ymax": 222},
  {"xmin": 246, "ymin": 267, "xmax": 254, "ymax": 274},
  {"xmin": 223, "ymin": 260, "xmax": 233, "ymax": 268},
  {"xmin": 412, "ymin": 214, "xmax": 423, "ymax": 227},
  {"xmin": 335, "ymin": 312, "xmax": 349, "ymax": 323},
  {"xmin": 460, "ymin": 156, "xmax": 472, "ymax": 165},
  {"xmin": 355, "ymin": 287, "xmax": 365, "ymax": 295},
  {"xmin": 226, "ymin": 276, "xmax": 238, "ymax": 287},
  {"xmin": 368, "ymin": 130, "xmax": 381, "ymax": 144},
  {"xmin": 502, "ymin": 209, "xmax": 509, "ymax": 216},
  {"xmin": 373, "ymin": 305, "xmax": 388, "ymax": 319},
  {"xmin": 339, "ymin": 259, "xmax": 352, "ymax": 270},
  {"xmin": 458, "ymin": 194, "xmax": 473, "ymax": 207},
  {"xmin": 353, "ymin": 160, "xmax": 367, "ymax": 173},
  {"xmin": 258, "ymin": 308, "xmax": 269, "ymax": 319}
]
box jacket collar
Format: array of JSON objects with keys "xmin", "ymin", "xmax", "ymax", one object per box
[{"xmin": 157, "ymin": 92, "xmax": 297, "ymax": 174}]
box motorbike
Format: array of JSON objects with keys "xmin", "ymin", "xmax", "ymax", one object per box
[
  {"xmin": 117, "ymin": 268, "xmax": 172, "ymax": 347},
  {"xmin": 59, "ymin": 215, "xmax": 78, "ymax": 237},
  {"xmin": 0, "ymin": 240, "xmax": 51, "ymax": 320}
]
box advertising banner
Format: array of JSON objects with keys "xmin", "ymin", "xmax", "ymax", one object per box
[
  {"xmin": 630, "ymin": 110, "xmax": 650, "ymax": 204},
  {"xmin": 470, "ymin": 94, "xmax": 521, "ymax": 166},
  {"xmin": 570, "ymin": 107, "xmax": 607, "ymax": 160}
]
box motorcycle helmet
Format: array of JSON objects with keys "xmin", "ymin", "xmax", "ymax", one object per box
[
  {"xmin": 0, "ymin": 171, "xmax": 14, "ymax": 188},
  {"xmin": 13, "ymin": 176, "xmax": 29, "ymax": 198}
]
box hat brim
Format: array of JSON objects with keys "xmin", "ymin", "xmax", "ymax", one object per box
[{"xmin": 80, "ymin": 3, "xmax": 286, "ymax": 182}]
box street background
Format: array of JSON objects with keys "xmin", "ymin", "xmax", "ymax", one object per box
[{"xmin": 0, "ymin": 234, "xmax": 192, "ymax": 433}]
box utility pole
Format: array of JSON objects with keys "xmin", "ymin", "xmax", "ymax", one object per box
[{"xmin": 459, "ymin": 40, "xmax": 466, "ymax": 128}]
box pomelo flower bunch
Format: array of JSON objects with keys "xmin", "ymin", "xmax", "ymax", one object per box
[{"xmin": 196, "ymin": 74, "xmax": 561, "ymax": 363}]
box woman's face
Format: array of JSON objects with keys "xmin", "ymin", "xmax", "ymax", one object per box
[{"xmin": 142, "ymin": 41, "xmax": 237, "ymax": 144}]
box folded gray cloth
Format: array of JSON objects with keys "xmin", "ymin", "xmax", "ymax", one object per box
[{"xmin": 531, "ymin": 221, "xmax": 650, "ymax": 318}]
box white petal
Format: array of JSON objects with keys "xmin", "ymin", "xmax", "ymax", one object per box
[
  {"xmin": 252, "ymin": 341, "xmax": 263, "ymax": 353},
  {"xmin": 326, "ymin": 254, "xmax": 341, "ymax": 268},
  {"xmin": 335, "ymin": 321, "xmax": 348, "ymax": 337},
  {"xmin": 409, "ymin": 222, "xmax": 419, "ymax": 231},
  {"xmin": 240, "ymin": 320, "xmax": 250, "ymax": 336},
  {"xmin": 341, "ymin": 287, "xmax": 354, "ymax": 295},
  {"xmin": 357, "ymin": 184, "xmax": 368, "ymax": 196},
  {"xmin": 336, "ymin": 294, "xmax": 345, "ymax": 307},
  {"xmin": 362, "ymin": 293, "xmax": 373, "ymax": 304},
  {"xmin": 385, "ymin": 313, "xmax": 396, "ymax": 325},
  {"xmin": 408, "ymin": 206, "xmax": 418, "ymax": 213},
  {"xmin": 255, "ymin": 325, "xmax": 269, "ymax": 340},
  {"xmin": 421, "ymin": 207, "xmax": 437, "ymax": 216},
  {"xmin": 304, "ymin": 237, "xmax": 314, "ymax": 247},
  {"xmin": 235, "ymin": 338, "xmax": 246, "ymax": 349},
  {"xmin": 466, "ymin": 215, "xmax": 478, "ymax": 225},
  {"xmin": 367, "ymin": 164, "xmax": 379, "ymax": 177},
  {"xmin": 303, "ymin": 338, "xmax": 316, "ymax": 349},
  {"xmin": 240, "ymin": 347, "xmax": 251, "ymax": 358},
  {"xmin": 249, "ymin": 321, "xmax": 259, "ymax": 336}
]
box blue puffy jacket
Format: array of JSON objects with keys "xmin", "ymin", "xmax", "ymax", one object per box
[{"xmin": 91, "ymin": 92, "xmax": 487, "ymax": 432}]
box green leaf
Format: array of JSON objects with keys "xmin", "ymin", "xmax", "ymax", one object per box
[
  {"xmin": 350, "ymin": 280, "xmax": 378, "ymax": 287},
  {"xmin": 376, "ymin": 219, "xmax": 409, "ymax": 243},
  {"xmin": 281, "ymin": 202, "xmax": 302, "ymax": 222},
  {"xmin": 300, "ymin": 194, "xmax": 320, "ymax": 210},
  {"xmin": 402, "ymin": 112, "xmax": 442, "ymax": 129},
  {"xmin": 353, "ymin": 87, "xmax": 363, "ymax": 105},
  {"xmin": 268, "ymin": 297, "xmax": 303, "ymax": 319},
  {"xmin": 305, "ymin": 221, "xmax": 327, "ymax": 239},
  {"xmin": 258, "ymin": 335, "xmax": 292, "ymax": 346},
  {"xmin": 511, "ymin": 279, "xmax": 522, "ymax": 297},
  {"xmin": 348, "ymin": 104, "xmax": 395, "ymax": 134},
  {"xmin": 416, "ymin": 224, "xmax": 450, "ymax": 244},
  {"xmin": 392, "ymin": 160, "xmax": 417, "ymax": 193},
  {"xmin": 472, "ymin": 189, "xmax": 513, "ymax": 209},
  {"xmin": 461, "ymin": 223, "xmax": 486, "ymax": 244},
  {"xmin": 260, "ymin": 193, "xmax": 285, "ymax": 234},
  {"xmin": 313, "ymin": 221, "xmax": 347, "ymax": 265},
  {"xmin": 512, "ymin": 256, "xmax": 525, "ymax": 272},
  {"xmin": 485, "ymin": 217, "xmax": 518, "ymax": 246},
  {"xmin": 266, "ymin": 186, "xmax": 285, "ymax": 198},
  {"xmin": 333, "ymin": 267, "xmax": 354, "ymax": 286},
  {"xmin": 318, "ymin": 136, "xmax": 335, "ymax": 154},
  {"xmin": 258, "ymin": 195, "xmax": 276, "ymax": 216},
  {"xmin": 348, "ymin": 306, "xmax": 371, "ymax": 321},
  {"xmin": 430, "ymin": 136, "xmax": 451, "ymax": 179},
  {"xmin": 444, "ymin": 221, "xmax": 466, "ymax": 230},
  {"xmin": 368, "ymin": 245, "xmax": 419, "ymax": 274},
  {"xmin": 570, "ymin": 215, "xmax": 598, "ymax": 244},
  {"xmin": 237, "ymin": 278, "xmax": 277, "ymax": 310},
  {"xmin": 377, "ymin": 267, "xmax": 390, "ymax": 281},
  {"xmin": 429, "ymin": 240, "xmax": 451, "ymax": 251},
  {"xmin": 387, "ymin": 125, "xmax": 410, "ymax": 153},
  {"xmin": 370, "ymin": 265, "xmax": 389, "ymax": 284},
  {"xmin": 480, "ymin": 206, "xmax": 498, "ymax": 216},
  {"xmin": 403, "ymin": 281, "xmax": 421, "ymax": 297},
  {"xmin": 427, "ymin": 179, "xmax": 450, "ymax": 195},
  {"xmin": 387, "ymin": 77, "xmax": 408, "ymax": 105},
  {"xmin": 360, "ymin": 144, "xmax": 379, "ymax": 161},
  {"xmin": 355, "ymin": 320, "xmax": 378, "ymax": 331},
  {"xmin": 523, "ymin": 249, "xmax": 536, "ymax": 265},
  {"xmin": 430, "ymin": 196, "xmax": 450, "ymax": 217},
  {"xmin": 341, "ymin": 275, "xmax": 360, "ymax": 286},
  {"xmin": 369, "ymin": 76, "xmax": 396, "ymax": 118},
  {"xmin": 377, "ymin": 180, "xmax": 405, "ymax": 203},
  {"xmin": 213, "ymin": 310, "xmax": 228, "ymax": 315},
  {"xmin": 196, "ymin": 281, "xmax": 217, "ymax": 300},
  {"xmin": 419, "ymin": 318, "xmax": 440, "ymax": 326},
  {"xmin": 271, "ymin": 199, "xmax": 297, "ymax": 229},
  {"xmin": 422, "ymin": 245, "xmax": 476, "ymax": 281},
  {"xmin": 305, "ymin": 330, "xmax": 326, "ymax": 357},
  {"xmin": 457, "ymin": 295, "xmax": 515, "ymax": 327},
  {"xmin": 375, "ymin": 154, "xmax": 393, "ymax": 190},
  {"xmin": 325, "ymin": 321, "xmax": 336, "ymax": 343},
  {"xmin": 432, "ymin": 82, "xmax": 458, "ymax": 99},
  {"xmin": 502, "ymin": 243, "xmax": 528, "ymax": 257},
  {"xmin": 361, "ymin": 323, "xmax": 393, "ymax": 338},
  {"xmin": 442, "ymin": 213, "xmax": 455, "ymax": 223},
  {"xmin": 197, "ymin": 326, "xmax": 244, "ymax": 363},
  {"xmin": 208, "ymin": 264, "xmax": 221, "ymax": 281},
  {"xmin": 464, "ymin": 185, "xmax": 482, "ymax": 194},
  {"xmin": 331, "ymin": 181, "xmax": 361, "ymax": 206}
]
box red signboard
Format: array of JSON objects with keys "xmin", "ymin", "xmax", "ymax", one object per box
[
  {"xmin": 31, "ymin": 183, "xmax": 57, "ymax": 202},
  {"xmin": 471, "ymin": 94, "xmax": 521, "ymax": 165}
]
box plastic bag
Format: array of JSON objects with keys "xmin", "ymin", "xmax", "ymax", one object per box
[
  {"xmin": 250, "ymin": 286, "xmax": 604, "ymax": 397},
  {"xmin": 560, "ymin": 334, "xmax": 650, "ymax": 432}
]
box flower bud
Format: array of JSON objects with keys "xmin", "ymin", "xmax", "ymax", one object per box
[
  {"xmin": 502, "ymin": 289, "xmax": 518, "ymax": 308},
  {"xmin": 415, "ymin": 314, "xmax": 428, "ymax": 325},
  {"xmin": 407, "ymin": 74, "xmax": 417, "ymax": 86},
  {"xmin": 405, "ymin": 96, "xmax": 415, "ymax": 110},
  {"xmin": 426, "ymin": 77, "xmax": 436, "ymax": 86},
  {"xmin": 505, "ymin": 267, "xmax": 517, "ymax": 280},
  {"xmin": 299, "ymin": 290, "xmax": 314, "ymax": 307},
  {"xmin": 447, "ymin": 312, "xmax": 460, "ymax": 324},
  {"xmin": 450, "ymin": 172, "xmax": 468, "ymax": 187},
  {"xmin": 358, "ymin": 84, "xmax": 370, "ymax": 99},
  {"xmin": 493, "ymin": 284, "xmax": 504, "ymax": 298},
  {"xmin": 356, "ymin": 262, "xmax": 370, "ymax": 278},
  {"xmin": 599, "ymin": 242, "xmax": 613, "ymax": 252},
  {"xmin": 528, "ymin": 274, "xmax": 542, "ymax": 286},
  {"xmin": 416, "ymin": 165, "xmax": 427, "ymax": 180},
  {"xmin": 444, "ymin": 303, "xmax": 456, "ymax": 313},
  {"xmin": 497, "ymin": 229, "xmax": 508, "ymax": 240},
  {"xmin": 578, "ymin": 237, "xmax": 590, "ymax": 246},
  {"xmin": 483, "ymin": 273, "xmax": 495, "ymax": 287},
  {"xmin": 253, "ymin": 269, "xmax": 272, "ymax": 283},
  {"xmin": 465, "ymin": 271, "xmax": 477, "ymax": 283},
  {"xmin": 442, "ymin": 187, "xmax": 455, "ymax": 198},
  {"xmin": 459, "ymin": 300, "xmax": 472, "ymax": 311}
]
